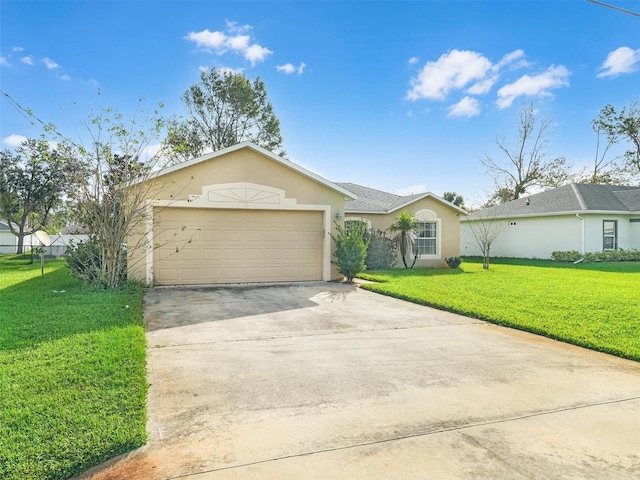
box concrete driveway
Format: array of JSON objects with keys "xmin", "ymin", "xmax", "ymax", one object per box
[{"xmin": 80, "ymin": 282, "xmax": 640, "ymax": 479}]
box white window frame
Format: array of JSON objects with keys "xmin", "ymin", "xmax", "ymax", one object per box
[
  {"xmin": 414, "ymin": 209, "xmax": 441, "ymax": 259},
  {"xmin": 344, "ymin": 217, "xmax": 372, "ymax": 235},
  {"xmin": 603, "ymin": 219, "xmax": 617, "ymax": 250}
]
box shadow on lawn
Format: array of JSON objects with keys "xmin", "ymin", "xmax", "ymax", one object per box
[{"xmin": 0, "ymin": 261, "xmax": 142, "ymax": 352}]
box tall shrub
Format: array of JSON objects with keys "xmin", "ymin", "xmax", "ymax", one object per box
[
  {"xmin": 331, "ymin": 220, "xmax": 369, "ymax": 283},
  {"xmin": 365, "ymin": 229, "xmax": 397, "ymax": 270}
]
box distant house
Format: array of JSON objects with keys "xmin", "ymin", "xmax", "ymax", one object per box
[
  {"xmin": 0, "ymin": 220, "xmax": 18, "ymax": 254},
  {"xmin": 336, "ymin": 183, "xmax": 467, "ymax": 268},
  {"xmin": 461, "ymin": 183, "xmax": 640, "ymax": 259}
]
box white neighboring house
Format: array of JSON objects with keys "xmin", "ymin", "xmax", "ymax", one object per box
[
  {"xmin": 0, "ymin": 220, "xmax": 89, "ymax": 256},
  {"xmin": 0, "ymin": 220, "xmax": 19, "ymax": 254},
  {"xmin": 461, "ymin": 183, "xmax": 640, "ymax": 259}
]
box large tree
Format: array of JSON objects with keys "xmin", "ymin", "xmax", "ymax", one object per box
[
  {"xmin": 482, "ymin": 103, "xmax": 572, "ymax": 204},
  {"xmin": 443, "ymin": 191, "xmax": 466, "ymax": 210},
  {"xmin": 165, "ymin": 67, "xmax": 285, "ymax": 163},
  {"xmin": 0, "ymin": 139, "xmax": 76, "ymax": 253},
  {"xmin": 619, "ymin": 102, "xmax": 640, "ymax": 172},
  {"xmin": 580, "ymin": 104, "xmax": 631, "ymax": 184}
]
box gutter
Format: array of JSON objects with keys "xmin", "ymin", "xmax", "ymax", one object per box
[{"xmin": 575, "ymin": 213, "xmax": 585, "ymax": 261}]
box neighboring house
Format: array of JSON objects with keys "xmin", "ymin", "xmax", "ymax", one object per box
[
  {"xmin": 0, "ymin": 220, "xmax": 18, "ymax": 254},
  {"xmin": 461, "ymin": 183, "xmax": 640, "ymax": 259},
  {"xmin": 128, "ymin": 142, "xmax": 355, "ymax": 286},
  {"xmin": 335, "ymin": 183, "xmax": 467, "ymax": 268}
]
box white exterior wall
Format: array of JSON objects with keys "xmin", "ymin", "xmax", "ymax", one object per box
[
  {"xmin": 461, "ymin": 213, "xmax": 640, "ymax": 259},
  {"xmin": 584, "ymin": 214, "xmax": 638, "ymax": 251},
  {"xmin": 461, "ymin": 215, "xmax": 581, "ymax": 259},
  {"xmin": 0, "ymin": 231, "xmax": 16, "ymax": 254},
  {"xmin": 630, "ymin": 221, "xmax": 640, "ymax": 249}
]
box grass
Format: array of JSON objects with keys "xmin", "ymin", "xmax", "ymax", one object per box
[
  {"xmin": 358, "ymin": 257, "xmax": 640, "ymax": 361},
  {"xmin": 0, "ymin": 255, "xmax": 148, "ymax": 480}
]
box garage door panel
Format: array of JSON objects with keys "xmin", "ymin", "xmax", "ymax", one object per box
[{"xmin": 153, "ymin": 208, "xmax": 323, "ymax": 285}]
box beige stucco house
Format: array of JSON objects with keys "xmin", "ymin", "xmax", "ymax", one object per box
[
  {"xmin": 336, "ymin": 183, "xmax": 466, "ymax": 268},
  {"xmin": 128, "ymin": 142, "xmax": 464, "ymax": 285}
]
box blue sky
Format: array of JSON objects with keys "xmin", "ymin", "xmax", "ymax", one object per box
[{"xmin": 1, "ymin": 1, "xmax": 639, "ymax": 207}]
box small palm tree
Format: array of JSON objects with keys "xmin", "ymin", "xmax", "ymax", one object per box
[{"xmin": 389, "ymin": 210, "xmax": 420, "ymax": 269}]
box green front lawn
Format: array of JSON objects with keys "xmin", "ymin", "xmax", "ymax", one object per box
[
  {"xmin": 0, "ymin": 255, "xmax": 148, "ymax": 480},
  {"xmin": 359, "ymin": 257, "xmax": 640, "ymax": 361}
]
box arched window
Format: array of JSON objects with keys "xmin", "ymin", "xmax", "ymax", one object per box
[{"xmin": 414, "ymin": 209, "xmax": 441, "ymax": 258}]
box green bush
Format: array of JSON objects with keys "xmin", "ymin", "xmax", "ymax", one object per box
[
  {"xmin": 551, "ymin": 250, "xmax": 582, "ymax": 262},
  {"xmin": 445, "ymin": 256, "xmax": 463, "ymax": 268},
  {"xmin": 364, "ymin": 229, "xmax": 397, "ymax": 270},
  {"xmin": 552, "ymin": 249, "xmax": 640, "ymax": 263},
  {"xmin": 66, "ymin": 236, "xmax": 127, "ymax": 287},
  {"xmin": 331, "ymin": 220, "xmax": 369, "ymax": 283}
]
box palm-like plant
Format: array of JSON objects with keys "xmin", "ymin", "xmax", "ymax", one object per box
[{"xmin": 389, "ymin": 210, "xmax": 420, "ymax": 269}]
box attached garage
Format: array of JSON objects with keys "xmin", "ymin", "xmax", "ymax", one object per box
[
  {"xmin": 153, "ymin": 208, "xmax": 323, "ymax": 285},
  {"xmin": 128, "ymin": 142, "xmax": 355, "ymax": 286}
]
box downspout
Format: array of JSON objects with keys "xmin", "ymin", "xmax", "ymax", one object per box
[{"xmin": 575, "ymin": 213, "xmax": 585, "ymax": 263}]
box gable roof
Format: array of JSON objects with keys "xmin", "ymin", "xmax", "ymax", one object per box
[
  {"xmin": 335, "ymin": 182, "xmax": 466, "ymax": 214},
  {"xmin": 149, "ymin": 141, "xmax": 356, "ymax": 199},
  {"xmin": 466, "ymin": 183, "xmax": 640, "ymax": 220},
  {"xmin": 0, "ymin": 219, "xmax": 20, "ymax": 232}
]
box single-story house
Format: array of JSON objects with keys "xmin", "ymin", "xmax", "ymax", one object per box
[
  {"xmin": 128, "ymin": 142, "xmax": 465, "ymax": 285},
  {"xmin": 461, "ymin": 183, "xmax": 640, "ymax": 259},
  {"xmin": 335, "ymin": 183, "xmax": 466, "ymax": 268}
]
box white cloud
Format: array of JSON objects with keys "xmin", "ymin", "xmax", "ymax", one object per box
[
  {"xmin": 185, "ymin": 23, "xmax": 272, "ymax": 65},
  {"xmin": 3, "ymin": 134, "xmax": 28, "ymax": 147},
  {"xmin": 396, "ymin": 184, "xmax": 427, "ymax": 196},
  {"xmin": 12, "ymin": 46, "xmax": 24, "ymax": 52},
  {"xmin": 447, "ymin": 96, "xmax": 481, "ymax": 118},
  {"xmin": 597, "ymin": 46, "xmax": 640, "ymax": 78},
  {"xmin": 466, "ymin": 76, "xmax": 498, "ymax": 95},
  {"xmin": 408, "ymin": 49, "xmax": 493, "ymax": 100},
  {"xmin": 21, "ymin": 56, "xmax": 34, "ymax": 65},
  {"xmin": 277, "ymin": 62, "xmax": 306, "ymax": 75},
  {"xmin": 58, "ymin": 74, "xmax": 71, "ymax": 81},
  {"xmin": 277, "ymin": 63, "xmax": 296, "ymax": 74},
  {"xmin": 244, "ymin": 44, "xmax": 272, "ymax": 64},
  {"xmin": 0, "ymin": 55, "xmax": 8, "ymax": 66},
  {"xmin": 226, "ymin": 20, "xmax": 252, "ymax": 34},
  {"xmin": 185, "ymin": 29, "xmax": 227, "ymax": 50},
  {"xmin": 408, "ymin": 56, "xmax": 419, "ymax": 65},
  {"xmin": 218, "ymin": 66, "xmax": 244, "ymax": 75},
  {"xmin": 226, "ymin": 34, "xmax": 251, "ymax": 51},
  {"xmin": 494, "ymin": 49, "xmax": 526, "ymax": 70},
  {"xmin": 42, "ymin": 57, "xmax": 60, "ymax": 69},
  {"xmin": 496, "ymin": 65, "xmax": 570, "ymax": 109}
]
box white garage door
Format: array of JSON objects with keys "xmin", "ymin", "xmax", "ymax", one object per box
[{"xmin": 153, "ymin": 208, "xmax": 323, "ymax": 285}]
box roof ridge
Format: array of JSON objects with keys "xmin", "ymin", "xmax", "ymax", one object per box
[{"xmin": 570, "ymin": 183, "xmax": 587, "ymax": 210}]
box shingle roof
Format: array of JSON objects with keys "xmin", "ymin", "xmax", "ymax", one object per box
[
  {"xmin": 334, "ymin": 182, "xmax": 465, "ymax": 214},
  {"xmin": 467, "ymin": 183, "xmax": 640, "ymax": 219}
]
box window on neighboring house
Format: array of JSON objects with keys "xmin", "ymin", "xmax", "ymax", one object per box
[
  {"xmin": 603, "ymin": 220, "xmax": 617, "ymax": 250},
  {"xmin": 416, "ymin": 221, "xmax": 437, "ymax": 255}
]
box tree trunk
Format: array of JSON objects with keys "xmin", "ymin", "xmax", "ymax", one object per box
[
  {"xmin": 483, "ymin": 245, "xmax": 490, "ymax": 269},
  {"xmin": 16, "ymin": 234, "xmax": 24, "ymax": 254}
]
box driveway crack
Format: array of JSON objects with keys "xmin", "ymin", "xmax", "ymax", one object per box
[{"xmin": 167, "ymin": 396, "xmax": 640, "ymax": 479}]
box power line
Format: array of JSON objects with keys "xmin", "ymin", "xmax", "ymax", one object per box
[
  {"xmin": 1, "ymin": 89, "xmax": 81, "ymax": 149},
  {"xmin": 586, "ymin": 0, "xmax": 640, "ymax": 18}
]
